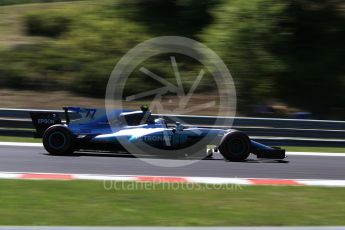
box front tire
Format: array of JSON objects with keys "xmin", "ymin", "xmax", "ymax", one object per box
[
  {"xmin": 218, "ymin": 131, "xmax": 251, "ymax": 162},
  {"xmin": 43, "ymin": 125, "xmax": 75, "ymax": 155}
]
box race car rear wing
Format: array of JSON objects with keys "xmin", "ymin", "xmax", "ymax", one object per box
[
  {"xmin": 30, "ymin": 106, "xmax": 148, "ymax": 138},
  {"xmin": 30, "ymin": 112, "xmax": 62, "ymax": 138},
  {"xmin": 30, "ymin": 107, "xmax": 96, "ymax": 138}
]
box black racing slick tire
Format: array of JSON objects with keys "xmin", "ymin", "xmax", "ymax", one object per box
[
  {"xmin": 42, "ymin": 125, "xmax": 75, "ymax": 155},
  {"xmin": 218, "ymin": 130, "xmax": 251, "ymax": 162}
]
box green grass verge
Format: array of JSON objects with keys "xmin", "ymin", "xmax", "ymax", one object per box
[
  {"xmin": 283, "ymin": 146, "xmax": 345, "ymax": 153},
  {"xmin": 0, "ymin": 136, "xmax": 41, "ymax": 143},
  {"xmin": 1, "ymin": 180, "xmax": 345, "ymax": 226}
]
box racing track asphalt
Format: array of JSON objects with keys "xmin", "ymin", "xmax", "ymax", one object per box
[{"xmin": 0, "ymin": 145, "xmax": 344, "ymax": 180}]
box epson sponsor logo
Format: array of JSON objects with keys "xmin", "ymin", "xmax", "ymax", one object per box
[{"xmin": 37, "ymin": 119, "xmax": 55, "ymax": 125}]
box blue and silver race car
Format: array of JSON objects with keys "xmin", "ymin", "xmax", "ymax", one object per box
[{"xmin": 30, "ymin": 106, "xmax": 285, "ymax": 162}]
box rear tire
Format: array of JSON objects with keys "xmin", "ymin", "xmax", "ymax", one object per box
[
  {"xmin": 43, "ymin": 125, "xmax": 75, "ymax": 155},
  {"xmin": 218, "ymin": 131, "xmax": 251, "ymax": 162}
]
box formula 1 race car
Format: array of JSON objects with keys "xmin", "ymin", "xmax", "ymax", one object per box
[{"xmin": 30, "ymin": 106, "xmax": 285, "ymax": 162}]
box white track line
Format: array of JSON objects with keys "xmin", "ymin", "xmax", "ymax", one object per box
[
  {"xmin": 0, "ymin": 142, "xmax": 344, "ymax": 157},
  {"xmin": 1, "ymin": 227, "xmax": 345, "ymax": 230},
  {"xmin": 1, "ymin": 171, "xmax": 345, "ymax": 187},
  {"xmin": 0, "ymin": 142, "xmax": 42, "ymax": 147},
  {"xmin": 286, "ymin": 152, "xmax": 345, "ymax": 157}
]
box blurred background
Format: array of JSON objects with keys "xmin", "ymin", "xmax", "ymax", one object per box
[{"xmin": 0, "ymin": 0, "xmax": 344, "ymax": 119}]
